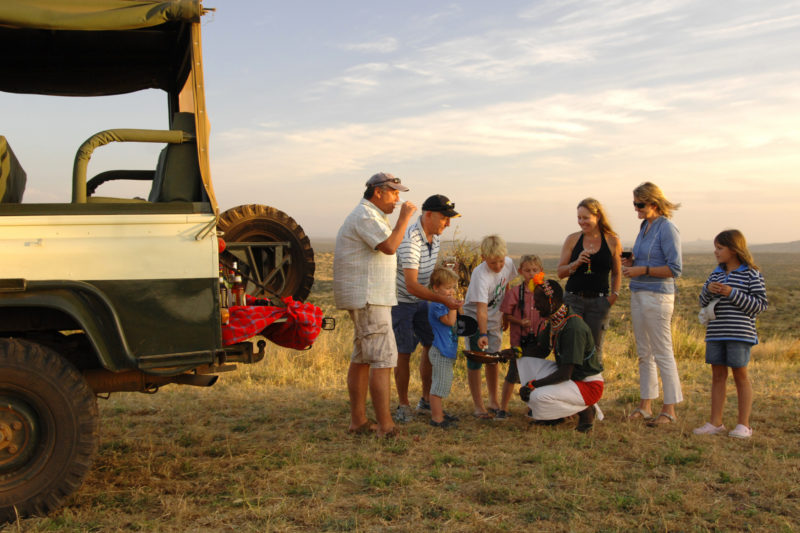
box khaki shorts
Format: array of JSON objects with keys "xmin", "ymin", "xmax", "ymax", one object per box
[{"xmin": 349, "ymin": 304, "xmax": 398, "ymax": 369}]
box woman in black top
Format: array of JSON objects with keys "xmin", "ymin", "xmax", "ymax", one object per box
[{"xmin": 557, "ymin": 198, "xmax": 622, "ymax": 363}]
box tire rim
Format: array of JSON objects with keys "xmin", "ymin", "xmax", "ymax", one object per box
[{"xmin": 0, "ymin": 392, "xmax": 46, "ymax": 482}]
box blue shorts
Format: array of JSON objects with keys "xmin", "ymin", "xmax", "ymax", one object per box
[
  {"xmin": 392, "ymin": 301, "xmax": 433, "ymax": 354},
  {"xmin": 705, "ymin": 340, "xmax": 752, "ymax": 368}
]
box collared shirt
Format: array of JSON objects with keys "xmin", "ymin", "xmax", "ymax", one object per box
[
  {"xmin": 395, "ymin": 216, "xmax": 439, "ymax": 303},
  {"xmin": 333, "ymin": 199, "xmax": 397, "ymax": 309},
  {"xmin": 630, "ymin": 216, "xmax": 682, "ymax": 294}
]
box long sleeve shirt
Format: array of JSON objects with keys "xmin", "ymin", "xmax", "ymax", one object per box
[
  {"xmin": 699, "ymin": 264, "xmax": 767, "ymax": 344},
  {"xmin": 630, "ymin": 216, "xmax": 682, "ymax": 294}
]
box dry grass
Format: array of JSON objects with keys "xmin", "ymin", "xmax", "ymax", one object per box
[{"xmin": 5, "ymin": 253, "xmax": 800, "ymax": 532}]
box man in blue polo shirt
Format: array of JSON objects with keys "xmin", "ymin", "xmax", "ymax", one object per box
[{"xmin": 392, "ymin": 194, "xmax": 462, "ymax": 423}]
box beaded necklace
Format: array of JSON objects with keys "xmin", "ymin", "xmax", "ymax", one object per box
[{"xmin": 548, "ymin": 303, "xmax": 570, "ymax": 348}]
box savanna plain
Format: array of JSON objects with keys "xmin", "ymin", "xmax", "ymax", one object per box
[{"xmin": 6, "ymin": 250, "xmax": 800, "ymax": 532}]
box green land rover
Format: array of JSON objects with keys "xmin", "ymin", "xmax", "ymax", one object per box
[{"xmin": 0, "ymin": 0, "xmax": 320, "ymax": 520}]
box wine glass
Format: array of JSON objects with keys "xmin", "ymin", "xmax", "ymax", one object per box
[{"xmin": 584, "ymin": 243, "xmax": 597, "ymax": 274}]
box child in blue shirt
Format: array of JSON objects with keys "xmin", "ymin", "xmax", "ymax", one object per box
[
  {"xmin": 427, "ymin": 267, "xmax": 461, "ymax": 428},
  {"xmin": 693, "ymin": 229, "xmax": 767, "ymax": 439}
]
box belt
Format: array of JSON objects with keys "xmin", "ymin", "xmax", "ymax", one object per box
[{"xmin": 568, "ymin": 291, "xmax": 605, "ymax": 298}]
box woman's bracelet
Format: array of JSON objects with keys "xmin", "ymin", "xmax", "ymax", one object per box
[{"xmin": 478, "ymin": 333, "xmax": 488, "ymax": 338}]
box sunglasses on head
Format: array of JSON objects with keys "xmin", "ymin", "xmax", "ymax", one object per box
[
  {"xmin": 377, "ymin": 177, "xmax": 402, "ymax": 185},
  {"xmin": 633, "ymin": 201, "xmax": 647, "ymax": 209}
]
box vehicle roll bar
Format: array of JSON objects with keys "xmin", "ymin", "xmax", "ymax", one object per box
[{"xmin": 72, "ymin": 128, "xmax": 194, "ymax": 203}]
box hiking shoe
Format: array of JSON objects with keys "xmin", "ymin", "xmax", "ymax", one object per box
[
  {"xmin": 393, "ymin": 405, "xmax": 414, "ymax": 423},
  {"xmin": 693, "ymin": 422, "xmax": 726, "ymax": 435},
  {"xmin": 493, "ymin": 410, "xmax": 510, "ymax": 421},
  {"xmin": 430, "ymin": 418, "xmax": 456, "ymax": 429},
  {"xmin": 728, "ymin": 424, "xmax": 752, "ymax": 439},
  {"xmin": 415, "ymin": 397, "xmax": 431, "ymax": 414},
  {"xmin": 443, "ymin": 412, "xmax": 460, "ymax": 422}
]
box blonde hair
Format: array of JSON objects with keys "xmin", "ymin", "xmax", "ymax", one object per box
[
  {"xmin": 519, "ymin": 254, "xmax": 543, "ymax": 270},
  {"xmin": 714, "ymin": 229, "xmax": 759, "ymax": 271},
  {"xmin": 633, "ymin": 182, "xmax": 681, "ymax": 219},
  {"xmin": 429, "ymin": 266, "xmax": 460, "ymax": 288},
  {"xmin": 577, "ymin": 198, "xmax": 616, "ymax": 235},
  {"xmin": 480, "ymin": 234, "xmax": 507, "ymax": 258}
]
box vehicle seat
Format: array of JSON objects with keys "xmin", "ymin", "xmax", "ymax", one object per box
[
  {"xmin": 0, "ymin": 136, "xmax": 27, "ymax": 203},
  {"xmin": 148, "ymin": 112, "xmax": 203, "ymax": 203}
]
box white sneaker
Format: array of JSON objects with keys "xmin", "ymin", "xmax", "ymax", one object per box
[
  {"xmin": 728, "ymin": 424, "xmax": 752, "ymax": 439},
  {"xmin": 693, "ymin": 422, "xmax": 726, "ymax": 435}
]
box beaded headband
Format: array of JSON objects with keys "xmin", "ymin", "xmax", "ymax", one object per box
[{"xmin": 530, "ymin": 276, "xmax": 554, "ymax": 316}]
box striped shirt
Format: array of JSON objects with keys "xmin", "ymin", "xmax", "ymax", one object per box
[
  {"xmin": 395, "ymin": 216, "xmax": 440, "ymax": 303},
  {"xmin": 699, "ymin": 264, "xmax": 767, "ymax": 344},
  {"xmin": 333, "ymin": 199, "xmax": 396, "ymax": 309}
]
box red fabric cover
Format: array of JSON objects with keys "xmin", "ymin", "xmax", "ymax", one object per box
[
  {"xmin": 574, "ymin": 379, "xmax": 604, "ymax": 406},
  {"xmin": 222, "ymin": 296, "xmax": 323, "ymax": 349}
]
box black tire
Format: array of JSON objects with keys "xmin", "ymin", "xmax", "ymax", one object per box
[
  {"xmin": 217, "ymin": 204, "xmax": 315, "ymax": 301},
  {"xmin": 0, "ymin": 339, "xmax": 99, "ymax": 522}
]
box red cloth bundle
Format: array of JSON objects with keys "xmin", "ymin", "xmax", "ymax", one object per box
[{"xmin": 222, "ymin": 296, "xmax": 323, "ymax": 349}]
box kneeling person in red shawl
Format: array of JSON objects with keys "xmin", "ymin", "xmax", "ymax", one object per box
[{"xmin": 517, "ymin": 279, "xmax": 604, "ymax": 432}]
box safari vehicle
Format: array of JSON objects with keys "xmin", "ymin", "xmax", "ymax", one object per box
[{"xmin": 0, "ymin": 1, "xmax": 319, "ymax": 520}]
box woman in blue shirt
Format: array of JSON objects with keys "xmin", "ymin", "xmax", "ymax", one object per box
[{"xmin": 622, "ymin": 182, "xmax": 683, "ymax": 425}]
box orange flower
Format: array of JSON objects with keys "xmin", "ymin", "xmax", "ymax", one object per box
[{"xmin": 527, "ymin": 271, "xmax": 545, "ymax": 291}]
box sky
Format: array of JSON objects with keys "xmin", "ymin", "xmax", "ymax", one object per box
[{"xmin": 3, "ymin": 1, "xmax": 800, "ymax": 246}]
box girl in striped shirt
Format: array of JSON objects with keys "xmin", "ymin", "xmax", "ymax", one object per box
[{"xmin": 693, "ymin": 230, "xmax": 767, "ymax": 439}]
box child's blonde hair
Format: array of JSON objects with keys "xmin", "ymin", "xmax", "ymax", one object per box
[
  {"xmin": 519, "ymin": 254, "xmax": 543, "ymax": 270},
  {"xmin": 480, "ymin": 235, "xmax": 507, "ymax": 258},
  {"xmin": 715, "ymin": 229, "xmax": 759, "ymax": 271},
  {"xmin": 429, "ymin": 266, "xmax": 460, "ymax": 288}
]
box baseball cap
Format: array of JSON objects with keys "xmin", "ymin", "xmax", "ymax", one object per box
[
  {"xmin": 422, "ymin": 194, "xmax": 459, "ymax": 217},
  {"xmin": 365, "ymin": 172, "xmax": 409, "ymax": 192}
]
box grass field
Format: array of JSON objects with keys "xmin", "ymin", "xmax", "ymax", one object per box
[{"xmin": 5, "ymin": 252, "xmax": 800, "ymax": 532}]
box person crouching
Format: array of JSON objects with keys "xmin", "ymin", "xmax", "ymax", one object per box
[{"xmin": 516, "ymin": 279, "xmax": 604, "ymax": 432}]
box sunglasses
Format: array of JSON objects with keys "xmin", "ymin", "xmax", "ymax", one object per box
[
  {"xmin": 633, "ymin": 201, "xmax": 647, "ymax": 209},
  {"xmin": 376, "ymin": 177, "xmax": 402, "ymax": 185}
]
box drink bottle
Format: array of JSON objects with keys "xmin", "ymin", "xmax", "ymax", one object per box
[{"xmin": 232, "ymin": 274, "xmax": 246, "ymax": 306}]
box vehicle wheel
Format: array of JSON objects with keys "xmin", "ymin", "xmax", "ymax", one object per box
[
  {"xmin": 217, "ymin": 204, "xmax": 315, "ymax": 301},
  {"xmin": 0, "ymin": 339, "xmax": 99, "ymax": 522}
]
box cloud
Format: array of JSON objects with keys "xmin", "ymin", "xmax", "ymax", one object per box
[
  {"xmin": 306, "ymin": 62, "xmax": 391, "ymax": 97},
  {"xmin": 341, "ymin": 37, "xmax": 399, "ymax": 53},
  {"xmin": 217, "ymin": 69, "xmax": 800, "ymax": 179}
]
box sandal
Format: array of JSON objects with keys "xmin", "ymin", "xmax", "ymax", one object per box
[
  {"xmin": 348, "ymin": 421, "xmax": 376, "ymax": 435},
  {"xmin": 647, "ymin": 412, "xmax": 676, "ymax": 426},
  {"xmin": 378, "ymin": 427, "xmax": 400, "ymax": 438},
  {"xmin": 627, "ymin": 408, "xmax": 653, "ymax": 421},
  {"xmin": 472, "ymin": 411, "xmax": 493, "ymax": 420}
]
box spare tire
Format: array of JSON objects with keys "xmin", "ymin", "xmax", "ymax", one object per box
[{"xmin": 217, "ymin": 204, "xmax": 315, "ymax": 301}]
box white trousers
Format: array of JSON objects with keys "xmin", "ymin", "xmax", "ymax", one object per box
[
  {"xmin": 630, "ymin": 290, "xmax": 683, "ymax": 404},
  {"xmin": 517, "ymin": 358, "xmax": 603, "ymax": 421}
]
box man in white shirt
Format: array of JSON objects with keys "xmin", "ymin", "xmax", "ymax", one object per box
[
  {"xmin": 334, "ymin": 172, "xmax": 416, "ymax": 437},
  {"xmin": 392, "ymin": 195, "xmax": 462, "ymax": 423}
]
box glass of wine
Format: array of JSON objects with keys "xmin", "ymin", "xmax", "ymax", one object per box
[{"xmin": 584, "ymin": 243, "xmax": 597, "ymax": 274}]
